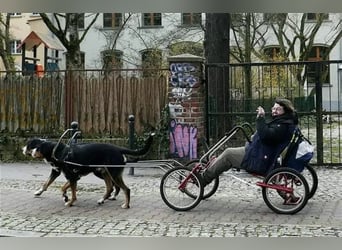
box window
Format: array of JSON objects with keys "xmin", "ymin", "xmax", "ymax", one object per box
[
  {"xmin": 307, "ymin": 46, "xmax": 330, "ymax": 84},
  {"xmin": 142, "ymin": 13, "xmax": 162, "ymax": 26},
  {"xmin": 182, "ymin": 13, "xmax": 201, "ymax": 26},
  {"xmin": 141, "ymin": 49, "xmax": 162, "ymax": 76},
  {"xmin": 101, "ymin": 49, "xmax": 123, "ymax": 69},
  {"xmin": 306, "ymin": 13, "xmax": 329, "ymax": 21},
  {"xmin": 78, "ymin": 13, "xmax": 85, "ymax": 29},
  {"xmin": 169, "ymin": 41, "xmax": 203, "ymax": 57},
  {"xmin": 9, "ymin": 13, "xmax": 21, "ymax": 16},
  {"xmin": 10, "ymin": 40, "xmax": 22, "ymax": 54},
  {"xmin": 103, "ymin": 13, "xmax": 122, "ymax": 28}
]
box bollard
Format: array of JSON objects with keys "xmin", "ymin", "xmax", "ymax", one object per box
[{"xmin": 128, "ymin": 115, "xmax": 135, "ymax": 175}]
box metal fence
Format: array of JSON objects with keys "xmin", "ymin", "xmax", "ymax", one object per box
[
  {"xmin": 0, "ymin": 69, "xmax": 169, "ymax": 137},
  {"xmin": 1, "ymin": 62, "xmax": 341, "ymax": 165},
  {"xmin": 205, "ymin": 60, "xmax": 342, "ymax": 166}
]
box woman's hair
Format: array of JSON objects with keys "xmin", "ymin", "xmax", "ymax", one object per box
[{"xmin": 275, "ymin": 98, "xmax": 295, "ymax": 113}]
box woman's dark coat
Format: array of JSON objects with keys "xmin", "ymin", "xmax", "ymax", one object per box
[{"xmin": 241, "ymin": 112, "xmax": 298, "ymax": 175}]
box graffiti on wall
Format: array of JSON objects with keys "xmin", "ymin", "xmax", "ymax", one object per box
[
  {"xmin": 169, "ymin": 119, "xmax": 197, "ymax": 160},
  {"xmin": 170, "ymin": 63, "xmax": 200, "ymax": 88},
  {"xmin": 169, "ymin": 62, "xmax": 200, "ymax": 102}
]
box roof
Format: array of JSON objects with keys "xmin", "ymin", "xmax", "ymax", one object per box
[{"xmin": 18, "ymin": 31, "xmax": 64, "ymax": 51}]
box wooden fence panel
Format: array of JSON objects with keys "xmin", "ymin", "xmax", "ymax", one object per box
[
  {"xmin": 0, "ymin": 75, "xmax": 64, "ymax": 134},
  {"xmin": 70, "ymin": 73, "xmax": 168, "ymax": 135},
  {"xmin": 1, "ymin": 71, "xmax": 168, "ymax": 136}
]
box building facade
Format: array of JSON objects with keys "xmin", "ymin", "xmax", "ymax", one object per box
[
  {"xmin": 3, "ymin": 13, "xmax": 342, "ymax": 70},
  {"xmin": 1, "ymin": 13, "xmax": 342, "ymax": 111},
  {"xmin": 0, "ymin": 12, "xmax": 64, "ymax": 71},
  {"xmin": 77, "ymin": 13, "xmax": 204, "ymax": 70}
]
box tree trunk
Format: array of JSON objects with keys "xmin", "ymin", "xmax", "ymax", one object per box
[
  {"xmin": 66, "ymin": 13, "xmax": 83, "ymax": 70},
  {"xmin": 243, "ymin": 14, "xmax": 253, "ymax": 113},
  {"xmin": 0, "ymin": 14, "xmax": 15, "ymax": 72},
  {"xmin": 204, "ymin": 13, "xmax": 230, "ymax": 136}
]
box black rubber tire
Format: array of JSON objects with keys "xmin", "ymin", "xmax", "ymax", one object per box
[
  {"xmin": 302, "ymin": 164, "xmax": 318, "ymax": 199},
  {"xmin": 185, "ymin": 159, "xmax": 220, "ymax": 200},
  {"xmin": 262, "ymin": 167, "xmax": 309, "ymax": 214},
  {"xmin": 160, "ymin": 166, "xmax": 204, "ymax": 211}
]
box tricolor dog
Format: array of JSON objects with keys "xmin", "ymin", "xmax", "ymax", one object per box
[{"xmin": 23, "ymin": 134, "xmax": 154, "ymax": 208}]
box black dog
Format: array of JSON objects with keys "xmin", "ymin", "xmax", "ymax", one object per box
[
  {"xmin": 23, "ymin": 138, "xmax": 124, "ymax": 202},
  {"xmin": 23, "ymin": 138, "xmax": 122, "ymax": 200},
  {"xmin": 23, "ymin": 134, "xmax": 154, "ymax": 208}
]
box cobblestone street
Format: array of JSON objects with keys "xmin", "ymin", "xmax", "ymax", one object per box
[{"xmin": 1, "ymin": 162, "xmax": 341, "ymax": 237}]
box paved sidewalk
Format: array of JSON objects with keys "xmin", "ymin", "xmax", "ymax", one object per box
[{"xmin": 1, "ymin": 162, "xmax": 341, "ymax": 237}]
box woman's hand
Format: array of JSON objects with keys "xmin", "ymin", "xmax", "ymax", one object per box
[{"xmin": 256, "ymin": 106, "xmax": 265, "ymax": 118}]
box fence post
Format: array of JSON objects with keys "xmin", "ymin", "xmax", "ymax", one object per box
[
  {"xmin": 70, "ymin": 121, "xmax": 79, "ymax": 144},
  {"xmin": 315, "ymin": 61, "xmax": 324, "ymax": 165},
  {"xmin": 65, "ymin": 71, "xmax": 74, "ymax": 129},
  {"xmin": 128, "ymin": 114, "xmax": 135, "ymax": 175}
]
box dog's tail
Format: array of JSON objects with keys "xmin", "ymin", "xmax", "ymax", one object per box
[{"xmin": 120, "ymin": 132, "xmax": 155, "ymax": 156}]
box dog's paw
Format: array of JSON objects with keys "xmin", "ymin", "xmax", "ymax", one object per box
[
  {"xmin": 34, "ymin": 189, "xmax": 44, "ymax": 196},
  {"xmin": 108, "ymin": 194, "xmax": 117, "ymax": 200},
  {"xmin": 121, "ymin": 203, "xmax": 130, "ymax": 209},
  {"xmin": 97, "ymin": 198, "xmax": 105, "ymax": 205},
  {"xmin": 65, "ymin": 201, "xmax": 73, "ymax": 207},
  {"xmin": 62, "ymin": 195, "xmax": 69, "ymax": 202}
]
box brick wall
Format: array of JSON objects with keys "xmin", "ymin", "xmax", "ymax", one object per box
[{"xmin": 167, "ymin": 54, "xmax": 205, "ymax": 160}]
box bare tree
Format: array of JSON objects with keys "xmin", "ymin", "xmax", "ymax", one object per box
[
  {"xmin": 268, "ymin": 13, "xmax": 342, "ymax": 87},
  {"xmin": 39, "ymin": 13, "xmax": 99, "ymax": 70},
  {"xmin": 230, "ymin": 13, "xmax": 269, "ymax": 63},
  {"xmin": 39, "ymin": 13, "xmax": 99, "ymax": 127},
  {"xmin": 230, "ymin": 13, "xmax": 270, "ymax": 102},
  {"xmin": 231, "ymin": 13, "xmax": 342, "ymax": 63},
  {"xmin": 229, "ymin": 13, "xmax": 342, "ymax": 98},
  {"xmin": 0, "ymin": 13, "xmax": 15, "ymax": 71}
]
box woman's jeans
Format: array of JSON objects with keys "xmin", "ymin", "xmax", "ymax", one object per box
[{"xmin": 202, "ymin": 146, "xmax": 245, "ymax": 185}]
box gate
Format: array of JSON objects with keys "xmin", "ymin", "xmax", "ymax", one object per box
[{"xmin": 205, "ymin": 60, "xmax": 342, "ymax": 166}]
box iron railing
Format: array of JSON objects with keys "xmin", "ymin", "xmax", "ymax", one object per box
[{"xmin": 205, "ymin": 60, "xmax": 342, "ymax": 166}]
